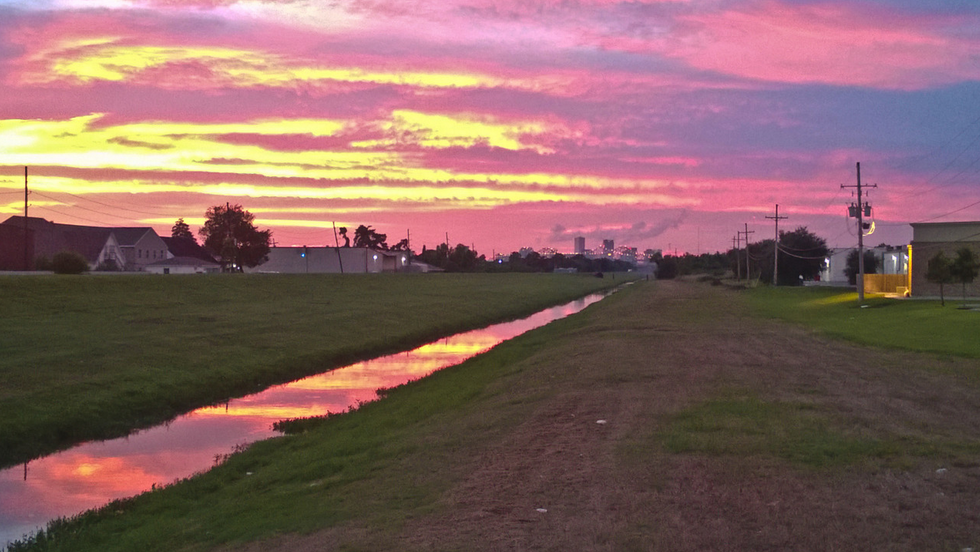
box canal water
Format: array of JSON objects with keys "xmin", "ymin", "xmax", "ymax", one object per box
[{"xmin": 0, "ymin": 289, "xmax": 616, "ymax": 547}]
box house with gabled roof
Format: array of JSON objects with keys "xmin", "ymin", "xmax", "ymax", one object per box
[
  {"xmin": 0, "ymin": 216, "xmax": 167, "ymax": 271},
  {"xmin": 161, "ymin": 236, "xmax": 218, "ymax": 264}
]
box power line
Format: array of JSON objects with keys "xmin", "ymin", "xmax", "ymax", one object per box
[
  {"xmin": 34, "ymin": 205, "xmax": 119, "ymax": 226},
  {"xmin": 776, "ymin": 246, "xmax": 827, "ymax": 260},
  {"xmin": 59, "ymin": 191, "xmax": 169, "ymax": 217},
  {"xmin": 33, "ymin": 192, "xmax": 135, "ymax": 222},
  {"xmin": 893, "ymin": 110, "xmax": 980, "ymax": 173},
  {"xmin": 913, "ymin": 198, "xmax": 980, "ymax": 224}
]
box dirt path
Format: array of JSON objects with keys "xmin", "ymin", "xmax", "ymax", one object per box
[{"xmin": 252, "ymin": 281, "xmax": 980, "ymax": 551}]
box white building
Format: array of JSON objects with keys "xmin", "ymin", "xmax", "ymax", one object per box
[{"xmin": 245, "ymin": 247, "xmax": 410, "ymax": 274}]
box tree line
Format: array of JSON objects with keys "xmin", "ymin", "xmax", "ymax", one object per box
[
  {"xmin": 654, "ymin": 226, "xmax": 829, "ymax": 284},
  {"xmin": 180, "ymin": 205, "xmax": 635, "ymax": 273}
]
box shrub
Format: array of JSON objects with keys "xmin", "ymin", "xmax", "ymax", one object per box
[
  {"xmin": 96, "ymin": 258, "xmax": 120, "ymax": 272},
  {"xmin": 34, "ymin": 256, "xmax": 52, "ymax": 271},
  {"xmin": 51, "ymin": 251, "xmax": 90, "ymax": 274}
]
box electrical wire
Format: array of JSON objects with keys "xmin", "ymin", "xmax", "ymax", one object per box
[
  {"xmin": 34, "ymin": 205, "xmax": 119, "ymax": 226},
  {"xmin": 914, "ymin": 198, "xmax": 980, "ymax": 224},
  {"xmin": 33, "ymin": 192, "xmax": 135, "ymax": 223},
  {"xmin": 905, "ymin": 124, "xmax": 980, "ymax": 199},
  {"xmin": 892, "ymin": 111, "xmax": 980, "ymax": 172},
  {"xmin": 59, "ymin": 191, "xmax": 170, "ymax": 217},
  {"xmin": 775, "ymin": 246, "xmax": 828, "ymax": 260}
]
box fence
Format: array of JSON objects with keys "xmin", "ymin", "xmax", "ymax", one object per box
[{"xmin": 864, "ymin": 274, "xmax": 909, "ymax": 295}]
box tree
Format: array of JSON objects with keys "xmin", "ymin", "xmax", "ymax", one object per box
[
  {"xmin": 171, "ymin": 218, "xmax": 195, "ymax": 242},
  {"xmin": 352, "ymin": 225, "xmax": 388, "ymax": 250},
  {"xmin": 775, "ymin": 227, "xmax": 829, "ymax": 285},
  {"xmin": 951, "ymin": 247, "xmax": 980, "ymax": 301},
  {"xmin": 199, "ymin": 203, "xmax": 271, "ymax": 271},
  {"xmin": 925, "ymin": 251, "xmax": 954, "ymax": 306},
  {"xmin": 448, "ymin": 244, "xmax": 479, "ymax": 272},
  {"xmin": 844, "ymin": 250, "xmax": 878, "ymax": 286}
]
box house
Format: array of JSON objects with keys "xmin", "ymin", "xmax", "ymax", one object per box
[
  {"xmin": 161, "ymin": 237, "xmax": 218, "ymax": 263},
  {"xmin": 0, "ymin": 216, "xmax": 167, "ymax": 271},
  {"xmin": 244, "ymin": 247, "xmax": 410, "ymax": 274},
  {"xmin": 111, "ymin": 227, "xmax": 170, "ymax": 270},
  {"xmin": 818, "ymin": 245, "xmax": 909, "ymax": 290},
  {"xmin": 909, "ymin": 221, "xmax": 980, "ymax": 297}
]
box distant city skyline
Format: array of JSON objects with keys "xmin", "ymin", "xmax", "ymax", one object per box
[{"xmin": 1, "ymin": 1, "xmax": 979, "ymax": 255}]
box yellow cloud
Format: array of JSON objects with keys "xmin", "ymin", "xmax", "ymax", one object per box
[
  {"xmin": 371, "ymin": 110, "xmax": 560, "ymax": 153},
  {"xmin": 24, "ymin": 40, "xmax": 551, "ymax": 92}
]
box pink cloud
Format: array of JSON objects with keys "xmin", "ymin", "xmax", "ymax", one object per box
[{"xmin": 592, "ymin": 0, "xmax": 980, "ymax": 89}]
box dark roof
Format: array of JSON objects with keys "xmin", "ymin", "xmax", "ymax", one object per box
[
  {"xmin": 1, "ymin": 216, "xmax": 111, "ymax": 263},
  {"xmin": 0, "ymin": 217, "xmax": 162, "ymax": 264},
  {"xmin": 161, "ymin": 237, "xmax": 218, "ymax": 263},
  {"xmin": 111, "ymin": 227, "xmax": 155, "ymax": 246}
]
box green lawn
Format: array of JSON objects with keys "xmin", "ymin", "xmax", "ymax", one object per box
[
  {"xmin": 743, "ymin": 286, "xmax": 980, "ymax": 359},
  {"xmin": 0, "ymin": 272, "xmax": 626, "ymax": 468},
  {"xmin": 6, "ymin": 278, "xmax": 639, "ymax": 552},
  {"xmin": 8, "ymin": 281, "xmax": 980, "ymax": 551}
]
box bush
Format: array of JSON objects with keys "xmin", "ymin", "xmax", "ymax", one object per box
[
  {"xmin": 51, "ymin": 251, "xmax": 90, "ymax": 274},
  {"xmin": 96, "ymin": 258, "xmax": 120, "ymax": 272},
  {"xmin": 34, "ymin": 256, "xmax": 52, "ymax": 271}
]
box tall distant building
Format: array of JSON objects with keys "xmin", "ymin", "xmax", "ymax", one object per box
[
  {"xmin": 573, "ymin": 236, "xmax": 585, "ymax": 254},
  {"xmin": 602, "ymin": 239, "xmax": 614, "ymax": 251}
]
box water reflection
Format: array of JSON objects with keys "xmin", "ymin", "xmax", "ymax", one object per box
[{"xmin": 0, "ymin": 293, "xmax": 605, "ymax": 546}]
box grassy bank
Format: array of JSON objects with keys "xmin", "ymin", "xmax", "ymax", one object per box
[
  {"xmin": 743, "ymin": 286, "xmax": 980, "ymax": 359},
  {"xmin": 9, "ymin": 278, "xmax": 639, "ymax": 552},
  {"xmin": 11, "ymin": 280, "xmax": 980, "ymax": 551},
  {"xmin": 0, "ymin": 272, "xmax": 626, "ymax": 468}
]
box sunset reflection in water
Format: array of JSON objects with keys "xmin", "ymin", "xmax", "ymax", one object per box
[{"xmin": 0, "ymin": 294, "xmax": 604, "ymax": 546}]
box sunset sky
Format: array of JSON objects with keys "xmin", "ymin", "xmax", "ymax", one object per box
[{"xmin": 1, "ymin": 0, "xmax": 978, "ymax": 256}]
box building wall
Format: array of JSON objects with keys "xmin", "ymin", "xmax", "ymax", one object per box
[
  {"xmin": 0, "ymin": 225, "xmax": 33, "ymax": 270},
  {"xmin": 910, "ymin": 222, "xmax": 980, "ymax": 298},
  {"xmin": 126, "ymin": 232, "xmax": 170, "ymax": 270},
  {"xmin": 145, "ymin": 264, "xmax": 219, "ymax": 274},
  {"xmin": 95, "ymin": 235, "xmax": 126, "ymax": 270},
  {"xmin": 820, "ymin": 246, "xmax": 909, "ymax": 284},
  {"xmin": 245, "ymin": 247, "xmax": 408, "ymax": 274}
]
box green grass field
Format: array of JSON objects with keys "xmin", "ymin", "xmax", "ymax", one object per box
[
  {"xmin": 743, "ymin": 286, "xmax": 980, "ymax": 359},
  {"xmin": 0, "ymin": 272, "xmax": 625, "ymax": 468},
  {"xmin": 7, "ymin": 281, "xmax": 980, "ymax": 551}
]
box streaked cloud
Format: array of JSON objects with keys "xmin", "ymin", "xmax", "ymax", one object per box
[{"xmin": 0, "ymin": 0, "xmax": 977, "ymax": 253}]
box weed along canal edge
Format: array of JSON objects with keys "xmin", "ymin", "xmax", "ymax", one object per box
[{"xmin": 0, "ymin": 285, "xmax": 628, "ymax": 548}]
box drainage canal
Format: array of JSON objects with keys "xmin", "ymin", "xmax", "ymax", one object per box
[{"xmin": 0, "ymin": 288, "xmax": 621, "ymax": 547}]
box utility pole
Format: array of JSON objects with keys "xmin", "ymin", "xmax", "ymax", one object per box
[
  {"xmin": 739, "ymin": 224, "xmax": 755, "ymax": 281},
  {"xmin": 842, "ymin": 162, "xmax": 876, "ymax": 303},
  {"xmin": 733, "ymin": 234, "xmax": 741, "ymax": 282},
  {"xmin": 332, "ymin": 221, "xmax": 344, "ymax": 274},
  {"xmin": 24, "ymin": 167, "xmax": 29, "ymax": 271},
  {"xmin": 766, "ymin": 204, "xmax": 788, "ymax": 286}
]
